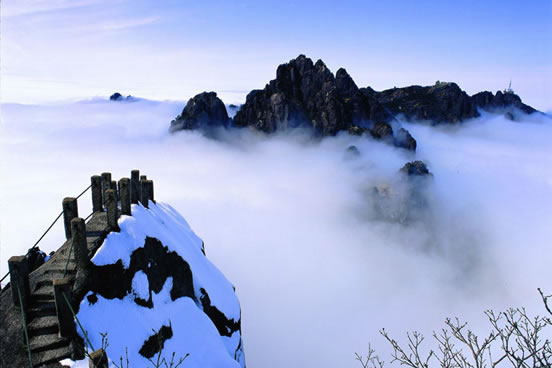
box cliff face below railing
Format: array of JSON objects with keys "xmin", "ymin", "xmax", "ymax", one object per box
[{"xmin": 75, "ymin": 201, "xmax": 245, "ymax": 368}]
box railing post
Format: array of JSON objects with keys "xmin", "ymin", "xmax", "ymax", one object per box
[
  {"xmin": 8, "ymin": 256, "xmax": 30, "ymax": 311},
  {"xmin": 140, "ymin": 180, "xmax": 154, "ymax": 208},
  {"xmin": 105, "ymin": 189, "xmax": 119, "ymax": 231},
  {"xmin": 91, "ymin": 175, "xmax": 103, "ymax": 213},
  {"xmin": 71, "ymin": 218, "xmax": 88, "ymax": 270},
  {"xmin": 89, "ymin": 349, "xmax": 108, "ymax": 368},
  {"xmin": 130, "ymin": 170, "xmax": 140, "ymax": 204},
  {"xmin": 62, "ymin": 197, "xmax": 78, "ymax": 240},
  {"xmin": 53, "ymin": 278, "xmax": 75, "ymax": 337},
  {"xmin": 110, "ymin": 180, "xmax": 118, "ymax": 204},
  {"xmin": 139, "ymin": 175, "xmax": 147, "ymax": 205},
  {"xmin": 147, "ymin": 180, "xmax": 154, "ymax": 203},
  {"xmin": 101, "ymin": 172, "xmax": 112, "ymax": 206},
  {"xmin": 119, "ymin": 178, "xmax": 131, "ymax": 216}
]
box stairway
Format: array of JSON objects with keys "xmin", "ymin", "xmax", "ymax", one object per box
[
  {"xmin": 27, "ymin": 274, "xmax": 76, "ymax": 366},
  {"xmin": 22, "ymin": 212, "xmax": 110, "ymax": 367}
]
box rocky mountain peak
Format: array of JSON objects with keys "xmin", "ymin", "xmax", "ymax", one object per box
[
  {"xmin": 169, "ymin": 54, "xmax": 539, "ymax": 151},
  {"xmin": 169, "ymin": 92, "xmax": 230, "ymax": 132}
]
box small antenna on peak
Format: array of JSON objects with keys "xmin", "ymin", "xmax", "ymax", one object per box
[{"xmin": 505, "ymin": 80, "xmax": 514, "ymax": 94}]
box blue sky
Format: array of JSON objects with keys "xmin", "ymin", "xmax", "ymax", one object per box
[{"xmin": 2, "ymin": 0, "xmax": 551, "ymax": 109}]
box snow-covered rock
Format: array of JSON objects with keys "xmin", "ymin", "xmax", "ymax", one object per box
[{"xmin": 72, "ymin": 202, "xmax": 245, "ymax": 367}]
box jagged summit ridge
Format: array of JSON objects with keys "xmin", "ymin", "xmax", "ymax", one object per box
[{"xmin": 169, "ymin": 55, "xmax": 539, "ymax": 150}]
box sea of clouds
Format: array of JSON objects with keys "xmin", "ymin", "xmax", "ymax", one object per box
[{"xmin": 1, "ymin": 98, "xmax": 551, "ymax": 367}]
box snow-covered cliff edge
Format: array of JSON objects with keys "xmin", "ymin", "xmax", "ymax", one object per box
[{"xmin": 69, "ymin": 201, "xmax": 244, "ymax": 367}]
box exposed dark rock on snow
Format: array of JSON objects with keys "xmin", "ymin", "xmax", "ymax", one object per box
[
  {"xmin": 170, "ymin": 92, "xmax": 230, "ymax": 132},
  {"xmin": 199, "ymin": 288, "xmax": 241, "ymax": 338},
  {"xmin": 139, "ymin": 324, "xmax": 174, "ymax": 359},
  {"xmin": 81, "ymin": 236, "xmax": 242, "ymax": 355},
  {"xmin": 84, "ymin": 237, "xmax": 195, "ymax": 307}
]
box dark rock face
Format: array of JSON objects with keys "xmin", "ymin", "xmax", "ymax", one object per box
[
  {"xmin": 376, "ymin": 82, "xmax": 478, "ymax": 124},
  {"xmin": 170, "ymin": 55, "xmax": 539, "ymax": 153},
  {"xmin": 170, "ymin": 92, "xmax": 230, "ymax": 132},
  {"xmin": 199, "ymin": 288, "xmax": 241, "ymax": 337},
  {"xmin": 110, "ymin": 92, "xmax": 134, "ymax": 102},
  {"xmin": 139, "ymin": 324, "xmax": 173, "ymax": 359},
  {"xmin": 375, "ymin": 82, "xmax": 537, "ymax": 124},
  {"xmin": 471, "ymin": 90, "xmax": 536, "ymax": 115},
  {"xmin": 110, "ymin": 92, "xmax": 123, "ymax": 101},
  {"xmin": 399, "ymin": 161, "xmax": 432, "ymax": 177},
  {"xmin": 370, "ymin": 121, "xmax": 394, "ymax": 139},
  {"xmin": 86, "ymin": 237, "xmax": 195, "ymax": 307},
  {"xmin": 232, "ymin": 55, "xmax": 414, "ymax": 150},
  {"xmin": 233, "ymin": 56, "xmax": 345, "ymax": 134},
  {"xmin": 82, "ymin": 236, "xmax": 241, "ymax": 355},
  {"xmin": 393, "ymin": 128, "xmax": 417, "ymax": 151}
]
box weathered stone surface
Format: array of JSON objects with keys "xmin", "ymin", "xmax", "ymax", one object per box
[
  {"xmin": 393, "ymin": 128, "xmax": 417, "ymax": 151},
  {"xmin": 376, "ymin": 82, "xmax": 478, "ymax": 124},
  {"xmin": 471, "ymin": 90, "xmax": 536, "ymax": 115},
  {"xmin": 375, "ymin": 82, "xmax": 538, "ymax": 124},
  {"xmin": 230, "ymin": 55, "xmax": 418, "ymax": 152},
  {"xmin": 370, "ymin": 121, "xmax": 393, "ymax": 140},
  {"xmin": 170, "ymin": 92, "xmax": 230, "ymax": 132},
  {"xmin": 400, "ymin": 161, "xmax": 432, "ymax": 177},
  {"xmin": 1, "ymin": 211, "xmax": 109, "ymax": 368},
  {"xmin": 89, "ymin": 348, "xmax": 108, "ymax": 367},
  {"xmin": 233, "ymin": 55, "xmax": 393, "ymax": 137},
  {"xmin": 171, "ymin": 55, "xmax": 540, "ymax": 154}
]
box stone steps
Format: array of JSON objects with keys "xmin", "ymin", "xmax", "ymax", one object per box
[
  {"xmin": 32, "ymin": 286, "xmax": 54, "ymax": 304},
  {"xmin": 30, "ymin": 334, "xmax": 71, "ymax": 354},
  {"xmin": 28, "ymin": 316, "xmax": 59, "ymax": 337},
  {"xmin": 32, "ymin": 344, "xmax": 73, "ymax": 367},
  {"xmin": 33, "ymin": 271, "xmax": 76, "ymax": 291},
  {"xmin": 28, "ymin": 301, "xmax": 56, "ymax": 319},
  {"xmin": 10, "ymin": 211, "xmax": 111, "ymax": 367}
]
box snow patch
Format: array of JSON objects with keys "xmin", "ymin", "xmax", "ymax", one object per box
[
  {"xmin": 131, "ymin": 270, "xmax": 149, "ymax": 300},
  {"xmin": 72, "ymin": 202, "xmax": 244, "ymax": 367}
]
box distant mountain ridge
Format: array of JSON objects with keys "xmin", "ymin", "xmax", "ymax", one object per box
[{"xmin": 169, "ymin": 55, "xmax": 539, "ymax": 151}]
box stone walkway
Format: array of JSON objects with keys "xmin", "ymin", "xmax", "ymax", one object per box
[{"xmin": 0, "ymin": 211, "xmax": 110, "ymax": 367}]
